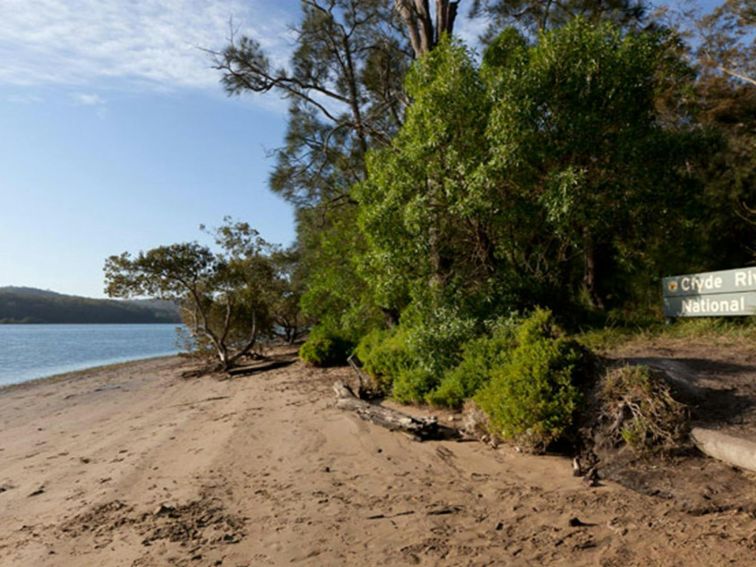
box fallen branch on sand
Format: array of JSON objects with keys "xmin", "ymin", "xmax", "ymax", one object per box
[
  {"xmin": 333, "ymin": 381, "xmax": 461, "ymax": 441},
  {"xmin": 226, "ymin": 358, "xmax": 296, "ymax": 377},
  {"xmin": 181, "ymin": 356, "xmax": 296, "ymax": 380}
]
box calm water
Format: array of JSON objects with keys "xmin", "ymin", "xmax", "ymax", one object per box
[{"xmin": 0, "ymin": 324, "xmax": 185, "ymax": 387}]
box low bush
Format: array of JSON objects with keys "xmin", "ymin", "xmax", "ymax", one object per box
[
  {"xmin": 355, "ymin": 326, "xmax": 439, "ymax": 401},
  {"xmin": 596, "ymin": 364, "xmax": 689, "ymax": 454},
  {"xmin": 401, "ymin": 303, "xmax": 478, "ymax": 377},
  {"xmin": 299, "ymin": 325, "xmax": 355, "ymax": 367},
  {"xmin": 426, "ymin": 318, "xmax": 518, "ymax": 408},
  {"xmin": 355, "ymin": 327, "xmax": 414, "ymax": 392},
  {"xmin": 475, "ymin": 308, "xmax": 587, "ymax": 451},
  {"xmin": 355, "ymin": 305, "xmax": 479, "ymax": 402},
  {"xmin": 392, "ymin": 367, "xmax": 438, "ymax": 404}
]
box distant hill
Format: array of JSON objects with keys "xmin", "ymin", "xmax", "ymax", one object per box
[{"xmin": 0, "ymin": 287, "xmax": 181, "ymax": 324}]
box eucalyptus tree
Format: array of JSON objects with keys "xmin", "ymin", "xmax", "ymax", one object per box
[
  {"xmin": 215, "ymin": 0, "xmax": 412, "ymax": 208},
  {"xmin": 359, "ymin": 20, "xmax": 706, "ymax": 318},
  {"xmin": 395, "ymin": 0, "xmax": 461, "ymax": 57},
  {"xmin": 481, "ymin": 20, "xmax": 705, "ymax": 309},
  {"xmin": 104, "ymin": 220, "xmax": 282, "ymax": 370},
  {"xmin": 686, "ymin": 0, "xmax": 756, "ymax": 266},
  {"xmin": 470, "ymin": 0, "xmax": 647, "ymax": 36}
]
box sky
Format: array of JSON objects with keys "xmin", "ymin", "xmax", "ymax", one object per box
[
  {"xmin": 0, "ymin": 0, "xmax": 719, "ymax": 298},
  {"xmin": 0, "ymin": 0, "xmax": 304, "ymax": 298}
]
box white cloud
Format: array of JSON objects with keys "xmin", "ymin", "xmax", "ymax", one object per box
[
  {"xmin": 73, "ymin": 92, "xmax": 105, "ymax": 106},
  {"xmin": 0, "ymin": 0, "xmax": 294, "ymax": 93}
]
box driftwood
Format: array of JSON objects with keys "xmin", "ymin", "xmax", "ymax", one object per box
[
  {"xmin": 227, "ymin": 358, "xmax": 296, "ymax": 377},
  {"xmin": 333, "ymin": 381, "xmax": 460, "ymax": 441},
  {"xmin": 346, "ymin": 354, "xmax": 382, "ymax": 399}
]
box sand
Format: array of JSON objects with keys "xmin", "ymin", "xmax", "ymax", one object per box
[{"xmin": 0, "ymin": 347, "xmax": 754, "ymax": 566}]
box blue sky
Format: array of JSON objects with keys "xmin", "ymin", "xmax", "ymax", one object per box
[
  {"xmin": 0, "ymin": 0, "xmax": 299, "ymax": 298},
  {"xmin": 0, "ymin": 0, "xmax": 721, "ymax": 298}
]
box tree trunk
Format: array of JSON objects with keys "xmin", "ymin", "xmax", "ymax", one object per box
[
  {"xmin": 333, "ymin": 381, "xmax": 459, "ymax": 441},
  {"xmin": 582, "ymin": 231, "xmax": 604, "ymax": 310},
  {"xmin": 218, "ymin": 347, "xmax": 231, "ymax": 371},
  {"xmin": 395, "ymin": 0, "xmax": 459, "ymax": 58}
]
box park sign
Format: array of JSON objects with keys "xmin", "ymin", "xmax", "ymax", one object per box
[{"xmin": 663, "ymin": 267, "xmax": 756, "ymax": 317}]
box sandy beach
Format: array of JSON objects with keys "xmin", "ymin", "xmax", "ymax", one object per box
[{"xmin": 0, "ymin": 347, "xmax": 754, "ymax": 566}]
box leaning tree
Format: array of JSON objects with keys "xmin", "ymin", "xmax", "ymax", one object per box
[{"xmin": 104, "ymin": 219, "xmax": 281, "ymax": 370}]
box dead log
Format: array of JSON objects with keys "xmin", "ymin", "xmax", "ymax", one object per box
[
  {"xmin": 227, "ymin": 358, "xmax": 296, "ymax": 376},
  {"xmin": 333, "ymin": 381, "xmax": 459, "ymax": 441}
]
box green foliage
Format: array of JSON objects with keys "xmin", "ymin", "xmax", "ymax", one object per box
[
  {"xmin": 401, "ymin": 301, "xmax": 479, "ymax": 377},
  {"xmin": 298, "ymin": 206, "xmax": 383, "ymax": 342},
  {"xmin": 482, "ymin": 19, "xmax": 705, "ymax": 310},
  {"xmin": 475, "ymin": 309, "xmax": 586, "ymax": 450},
  {"xmin": 355, "ymin": 328, "xmax": 413, "ymax": 392},
  {"xmin": 392, "ymin": 367, "xmax": 438, "ymax": 404},
  {"xmin": 426, "ymin": 316, "xmax": 518, "ymax": 408},
  {"xmin": 356, "ymin": 38, "xmax": 494, "ymax": 316},
  {"xmin": 299, "ymin": 324, "xmax": 355, "ymax": 367},
  {"xmin": 219, "ymin": 2, "xmax": 752, "ymax": 400},
  {"xmin": 380, "ymin": 303, "xmax": 478, "ymax": 402},
  {"xmin": 218, "ymin": 0, "xmax": 412, "ymax": 349},
  {"xmin": 356, "ymin": 19, "xmax": 710, "ymax": 333},
  {"xmin": 355, "ymin": 304, "xmax": 481, "ymax": 403},
  {"xmin": 104, "ymin": 219, "xmax": 293, "ymax": 370}
]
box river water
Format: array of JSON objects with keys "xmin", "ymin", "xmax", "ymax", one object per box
[{"xmin": 0, "ymin": 324, "xmax": 184, "ymax": 387}]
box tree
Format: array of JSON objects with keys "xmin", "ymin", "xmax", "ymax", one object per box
[
  {"xmin": 356, "ymin": 38, "xmax": 492, "ymax": 316},
  {"xmin": 215, "ymin": 0, "xmax": 411, "ymax": 209},
  {"xmin": 297, "ymin": 204, "xmax": 384, "ymax": 337},
  {"xmin": 695, "ymin": 0, "xmax": 755, "ymax": 86},
  {"xmin": 358, "ymin": 19, "xmax": 706, "ymax": 322},
  {"xmin": 104, "ymin": 220, "xmax": 283, "ymax": 370},
  {"xmin": 686, "ymin": 0, "xmax": 756, "ymax": 267},
  {"xmin": 484, "ymin": 20, "xmax": 709, "ymax": 310},
  {"xmin": 471, "ymin": 0, "xmax": 647, "ymax": 36},
  {"xmin": 214, "ymin": 1, "xmax": 478, "ymax": 338},
  {"xmin": 214, "ymin": 1, "xmax": 416, "ymax": 336},
  {"xmin": 269, "ymin": 246, "xmax": 309, "ymax": 344}
]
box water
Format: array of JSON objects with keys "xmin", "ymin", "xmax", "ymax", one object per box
[{"xmin": 0, "ymin": 324, "xmax": 185, "ymax": 387}]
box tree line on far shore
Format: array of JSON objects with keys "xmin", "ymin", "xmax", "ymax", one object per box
[
  {"xmin": 104, "ymin": 0, "xmax": 753, "ymax": 452},
  {"xmin": 0, "ymin": 287, "xmax": 180, "ymax": 325}
]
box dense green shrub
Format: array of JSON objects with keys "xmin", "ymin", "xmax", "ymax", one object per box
[
  {"xmin": 402, "ymin": 303, "xmax": 478, "ymax": 378},
  {"xmin": 475, "ymin": 309, "xmax": 586, "ymax": 451},
  {"xmin": 392, "ymin": 367, "xmax": 438, "ymax": 404},
  {"xmin": 426, "ymin": 317, "xmax": 518, "ymax": 408},
  {"xmin": 354, "ymin": 302, "xmax": 480, "ymax": 402},
  {"xmin": 299, "ymin": 325, "xmax": 355, "ymax": 367},
  {"xmin": 354, "ymin": 327, "xmax": 413, "ymax": 392}
]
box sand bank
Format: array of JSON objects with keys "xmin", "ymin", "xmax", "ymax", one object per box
[{"xmin": 0, "ymin": 349, "xmax": 753, "ymax": 566}]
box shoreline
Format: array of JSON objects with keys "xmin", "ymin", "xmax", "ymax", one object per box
[{"xmin": 0, "ymin": 353, "xmax": 182, "ymax": 394}]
